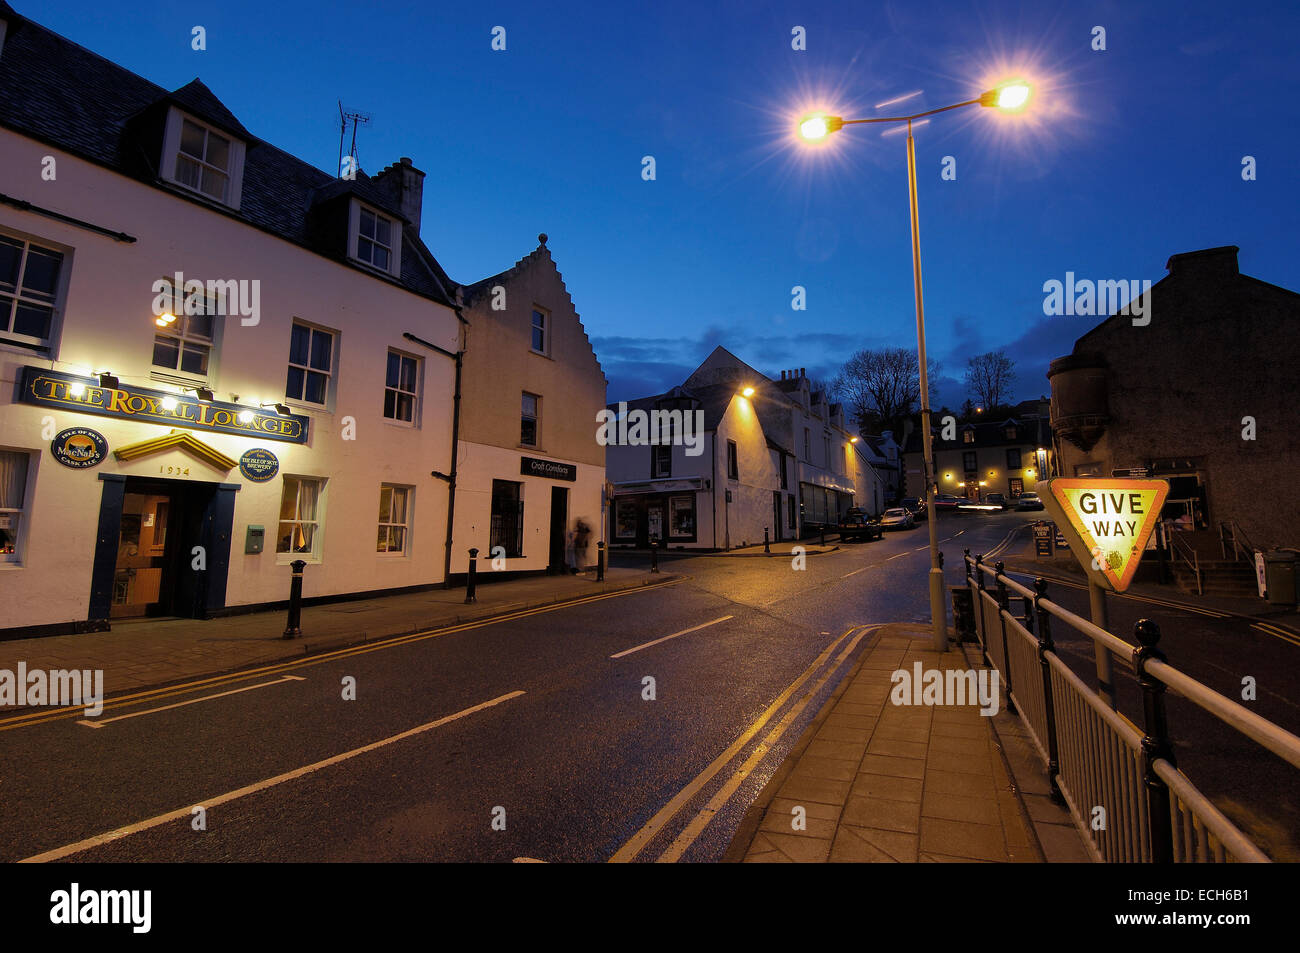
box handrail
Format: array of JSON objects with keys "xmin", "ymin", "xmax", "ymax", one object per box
[
  {"xmin": 1167, "ymin": 525, "xmax": 1202, "ymax": 596},
  {"xmin": 1146, "ymin": 658, "xmax": 1300, "ymax": 770},
  {"xmin": 963, "ymin": 550, "xmax": 1297, "ymax": 862},
  {"xmin": 1219, "ymin": 519, "xmax": 1257, "ymax": 568}
]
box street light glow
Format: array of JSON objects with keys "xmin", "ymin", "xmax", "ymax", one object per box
[
  {"xmin": 799, "ymin": 115, "xmax": 828, "ymax": 140},
  {"xmin": 741, "ymin": 386, "xmax": 755, "ymax": 397},
  {"xmin": 981, "ymin": 80, "xmax": 1032, "ymax": 112}
]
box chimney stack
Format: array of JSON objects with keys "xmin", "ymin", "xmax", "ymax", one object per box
[{"xmin": 373, "ymin": 156, "xmax": 426, "ymax": 232}]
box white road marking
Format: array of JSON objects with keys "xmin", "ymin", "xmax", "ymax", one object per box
[
  {"xmin": 23, "ymin": 690, "xmax": 526, "ymax": 863},
  {"xmin": 841, "ymin": 567, "xmax": 867, "ymax": 578},
  {"xmin": 77, "ymin": 675, "xmax": 307, "ymax": 728},
  {"xmin": 609, "ymin": 615, "xmax": 734, "ymax": 658}
]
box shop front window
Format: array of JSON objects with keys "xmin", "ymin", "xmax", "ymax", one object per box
[
  {"xmin": 615, "ymin": 500, "xmax": 638, "ymax": 539},
  {"xmin": 669, "ymin": 496, "xmax": 694, "ymax": 537},
  {"xmin": 0, "ymin": 450, "xmax": 30, "ymax": 561}
]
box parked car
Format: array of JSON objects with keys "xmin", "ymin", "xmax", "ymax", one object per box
[
  {"xmin": 984, "ymin": 493, "xmax": 1009, "ymax": 510},
  {"xmin": 880, "ymin": 507, "xmax": 915, "ymax": 530},
  {"xmin": 900, "ymin": 497, "xmax": 928, "ymax": 520},
  {"xmin": 1016, "ymin": 491, "xmax": 1045, "ymax": 511},
  {"xmin": 837, "ymin": 512, "xmax": 883, "ymax": 542}
]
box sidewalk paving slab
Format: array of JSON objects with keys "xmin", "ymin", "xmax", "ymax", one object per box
[
  {"xmin": 0, "ymin": 568, "xmax": 676, "ymax": 704},
  {"xmin": 726, "ymin": 623, "xmax": 1091, "ymax": 863}
]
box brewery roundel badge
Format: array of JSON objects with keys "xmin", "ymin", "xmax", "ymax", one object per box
[
  {"xmin": 239, "ymin": 448, "xmax": 280, "ymax": 483},
  {"xmin": 50, "ymin": 427, "xmax": 108, "ymax": 469}
]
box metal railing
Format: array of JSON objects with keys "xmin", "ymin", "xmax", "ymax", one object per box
[
  {"xmin": 964, "ymin": 550, "xmax": 1295, "ymax": 863},
  {"xmin": 1166, "ymin": 526, "xmax": 1203, "ymax": 595},
  {"xmin": 1219, "ymin": 520, "xmax": 1257, "ymax": 568}
]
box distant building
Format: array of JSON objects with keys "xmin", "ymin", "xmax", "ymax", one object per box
[
  {"xmin": 606, "ymin": 348, "xmax": 883, "ymax": 549},
  {"xmin": 1049, "ymin": 245, "xmax": 1299, "ymax": 550},
  {"xmin": 454, "ymin": 237, "xmax": 606, "ymax": 577},
  {"xmin": 902, "ymin": 399, "xmax": 1053, "ymax": 502}
]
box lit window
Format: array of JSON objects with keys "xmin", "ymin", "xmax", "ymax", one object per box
[
  {"xmin": 286, "ymin": 322, "xmax": 334, "ymax": 406},
  {"xmin": 377, "ymin": 484, "xmax": 410, "ymax": 554},
  {"xmin": 384, "ymin": 350, "xmax": 419, "ymax": 423},
  {"xmin": 521, "ymin": 392, "xmax": 539, "ymax": 446},
  {"xmin": 531, "ymin": 309, "xmax": 547, "ymax": 353},
  {"xmin": 356, "ymin": 207, "xmax": 394, "ymax": 271},
  {"xmin": 276, "ymin": 477, "xmax": 323, "ymax": 555},
  {"xmin": 152, "ymin": 278, "xmax": 217, "ymax": 378},
  {"xmin": 962, "ymin": 430, "xmax": 975, "ymax": 444},
  {"xmin": 0, "ymin": 234, "xmax": 63, "ymax": 351},
  {"xmin": 0, "ymin": 450, "xmax": 31, "ymax": 562},
  {"xmin": 173, "ymin": 117, "xmax": 232, "ymax": 202}
]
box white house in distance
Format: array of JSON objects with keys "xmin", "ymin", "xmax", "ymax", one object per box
[
  {"xmin": 606, "ymin": 347, "xmax": 883, "ymax": 549},
  {"xmin": 451, "ymin": 236, "xmax": 606, "ymax": 578},
  {"xmin": 0, "ymin": 6, "xmax": 464, "ymax": 635}
]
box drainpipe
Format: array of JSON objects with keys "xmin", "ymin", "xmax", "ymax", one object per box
[
  {"xmin": 402, "ymin": 320, "xmax": 464, "ymax": 589},
  {"xmin": 711, "ymin": 431, "xmax": 718, "ymax": 550}
]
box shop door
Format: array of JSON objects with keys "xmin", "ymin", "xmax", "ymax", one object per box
[
  {"xmin": 111, "ymin": 492, "xmax": 170, "ymax": 618},
  {"xmin": 548, "ymin": 486, "xmax": 568, "ymax": 573},
  {"xmin": 647, "ymin": 503, "xmax": 663, "ymax": 544}
]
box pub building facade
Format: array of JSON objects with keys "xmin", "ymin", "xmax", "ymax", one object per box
[
  {"xmin": 450, "ymin": 238, "xmax": 607, "ymax": 578},
  {"xmin": 0, "ymin": 5, "xmax": 466, "ymax": 635}
]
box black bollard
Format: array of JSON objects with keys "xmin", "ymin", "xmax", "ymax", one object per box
[
  {"xmin": 650, "ymin": 539, "xmax": 659, "ymax": 573},
  {"xmin": 283, "ymin": 559, "xmax": 306, "ymax": 639},
  {"xmin": 465, "ymin": 547, "xmax": 479, "ymax": 604},
  {"xmin": 597, "ymin": 540, "xmax": 605, "ymax": 582},
  {"xmin": 764, "ymin": 528, "xmax": 770, "ymax": 554}
]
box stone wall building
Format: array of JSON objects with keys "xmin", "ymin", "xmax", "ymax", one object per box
[{"xmin": 1048, "ymin": 245, "xmax": 1299, "ymax": 551}]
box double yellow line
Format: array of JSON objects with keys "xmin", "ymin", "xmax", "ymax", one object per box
[
  {"xmin": 0, "ymin": 578, "xmax": 683, "ymax": 732},
  {"xmin": 1252, "ymin": 621, "xmax": 1300, "ymax": 648},
  {"xmin": 610, "ymin": 622, "xmax": 878, "ymax": 863}
]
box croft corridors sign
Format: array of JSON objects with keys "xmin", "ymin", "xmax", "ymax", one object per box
[{"xmin": 19, "ymin": 367, "xmax": 310, "ymax": 444}]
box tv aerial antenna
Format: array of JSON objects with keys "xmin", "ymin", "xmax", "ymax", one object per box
[{"xmin": 337, "ymin": 101, "xmax": 371, "ymax": 178}]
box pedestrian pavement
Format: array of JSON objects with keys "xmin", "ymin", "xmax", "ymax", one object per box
[
  {"xmin": 0, "ymin": 567, "xmax": 675, "ymax": 703},
  {"xmin": 726, "ymin": 623, "xmax": 1090, "ymax": 863}
]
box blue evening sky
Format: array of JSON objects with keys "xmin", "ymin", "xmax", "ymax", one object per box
[{"xmin": 29, "ymin": 0, "xmax": 1300, "ymax": 409}]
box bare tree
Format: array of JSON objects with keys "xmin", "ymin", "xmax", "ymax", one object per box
[
  {"xmin": 832, "ymin": 348, "xmax": 941, "ymax": 434},
  {"xmin": 964, "ymin": 351, "xmax": 1016, "ymax": 412}
]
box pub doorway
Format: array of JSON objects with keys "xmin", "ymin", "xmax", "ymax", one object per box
[
  {"xmin": 90, "ymin": 475, "xmax": 237, "ymax": 624},
  {"xmin": 548, "ymin": 486, "xmax": 569, "ymax": 573}
]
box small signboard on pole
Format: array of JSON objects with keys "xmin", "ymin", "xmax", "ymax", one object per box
[{"xmin": 1032, "ymin": 520, "xmax": 1054, "ymax": 558}]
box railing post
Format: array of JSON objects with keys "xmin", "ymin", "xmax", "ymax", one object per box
[
  {"xmin": 995, "ymin": 560, "xmax": 1015, "ymax": 714},
  {"xmin": 650, "ymin": 538, "xmax": 659, "ymax": 574},
  {"xmin": 1034, "ymin": 577, "xmax": 1064, "ymax": 804},
  {"xmin": 764, "ymin": 527, "xmax": 771, "ymax": 554},
  {"xmin": 1134, "ymin": 618, "xmax": 1176, "ymax": 863},
  {"xmin": 597, "ymin": 540, "xmax": 605, "ymax": 582},
  {"xmin": 282, "ymin": 559, "xmax": 306, "ymax": 639},
  {"xmin": 465, "ymin": 547, "xmax": 479, "ymax": 604},
  {"xmin": 974, "ymin": 553, "xmax": 990, "ymax": 666}
]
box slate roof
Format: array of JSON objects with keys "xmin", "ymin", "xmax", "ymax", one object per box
[{"xmin": 0, "ymin": 6, "xmax": 457, "ymax": 307}]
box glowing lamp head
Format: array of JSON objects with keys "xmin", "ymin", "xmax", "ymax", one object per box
[
  {"xmin": 161, "ymin": 396, "xmax": 179, "ymax": 411},
  {"xmin": 69, "ymin": 383, "xmax": 86, "ymax": 397},
  {"xmin": 155, "ymin": 312, "xmax": 177, "ymax": 327},
  {"xmin": 237, "ymin": 409, "xmax": 255, "ymax": 424},
  {"xmin": 741, "ymin": 386, "xmax": 755, "ymax": 398},
  {"xmin": 850, "ymin": 436, "xmax": 859, "ymax": 443},
  {"xmin": 798, "ymin": 113, "xmax": 842, "ymax": 142},
  {"xmin": 981, "ymin": 81, "xmax": 1032, "ymax": 112}
]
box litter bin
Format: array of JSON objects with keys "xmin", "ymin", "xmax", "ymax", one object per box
[
  {"xmin": 1263, "ymin": 551, "xmax": 1298, "ymax": 606},
  {"xmin": 951, "ymin": 586, "xmax": 976, "ymax": 642}
]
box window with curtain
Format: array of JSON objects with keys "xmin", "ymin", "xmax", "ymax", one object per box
[
  {"xmin": 0, "ymin": 451, "xmax": 30, "ymax": 560},
  {"xmin": 277, "ymin": 476, "xmax": 323, "ymax": 555}
]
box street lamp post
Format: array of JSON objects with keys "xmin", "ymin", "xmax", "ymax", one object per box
[{"xmin": 799, "ymin": 81, "xmax": 1032, "ymax": 653}]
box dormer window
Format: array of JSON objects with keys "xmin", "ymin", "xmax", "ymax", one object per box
[
  {"xmin": 161, "ymin": 110, "xmax": 245, "ymax": 208},
  {"xmin": 962, "ymin": 429, "xmax": 975, "ymax": 444},
  {"xmin": 348, "ymin": 202, "xmax": 401, "ymax": 277}
]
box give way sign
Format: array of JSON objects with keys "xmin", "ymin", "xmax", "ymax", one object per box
[{"xmin": 1038, "ymin": 478, "xmax": 1169, "ymax": 592}]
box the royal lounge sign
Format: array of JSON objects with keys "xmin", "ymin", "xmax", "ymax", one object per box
[{"xmin": 19, "ymin": 367, "xmax": 310, "ymax": 444}]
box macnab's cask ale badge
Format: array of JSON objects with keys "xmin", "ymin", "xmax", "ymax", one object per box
[{"xmin": 50, "ymin": 427, "xmax": 108, "ymax": 469}]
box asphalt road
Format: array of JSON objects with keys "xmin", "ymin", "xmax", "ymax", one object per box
[{"xmin": 0, "ymin": 510, "xmax": 1293, "ymax": 862}]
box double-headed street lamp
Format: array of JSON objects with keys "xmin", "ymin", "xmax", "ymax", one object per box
[{"xmin": 799, "ymin": 80, "xmax": 1033, "ymax": 653}]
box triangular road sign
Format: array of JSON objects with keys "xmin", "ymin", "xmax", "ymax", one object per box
[{"xmin": 1039, "ymin": 478, "xmax": 1169, "ymax": 592}]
